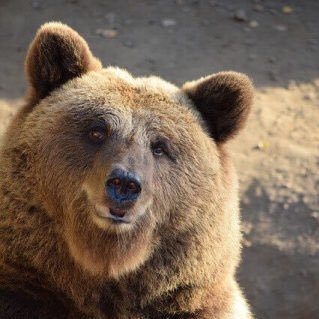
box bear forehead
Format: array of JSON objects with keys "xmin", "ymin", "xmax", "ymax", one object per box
[
  {"xmin": 34, "ymin": 67, "xmax": 208, "ymax": 142},
  {"xmin": 51, "ymin": 67, "xmax": 198, "ymax": 118}
]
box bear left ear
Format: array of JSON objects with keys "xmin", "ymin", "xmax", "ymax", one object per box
[
  {"xmin": 182, "ymin": 72, "xmax": 254, "ymax": 143},
  {"xmin": 25, "ymin": 22, "xmax": 102, "ymax": 103}
]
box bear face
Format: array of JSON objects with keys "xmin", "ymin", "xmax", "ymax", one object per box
[
  {"xmin": 15, "ymin": 66, "xmax": 237, "ymax": 279},
  {"xmin": 0, "ymin": 22, "xmax": 253, "ymax": 318}
]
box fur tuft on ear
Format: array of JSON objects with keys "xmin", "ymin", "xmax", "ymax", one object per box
[
  {"xmin": 183, "ymin": 72, "xmax": 254, "ymax": 143},
  {"xmin": 25, "ymin": 22, "xmax": 102, "ymax": 103}
]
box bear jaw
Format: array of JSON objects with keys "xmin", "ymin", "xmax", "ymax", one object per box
[
  {"xmin": 66, "ymin": 234, "xmax": 154, "ymax": 279},
  {"xmin": 64, "ymin": 197, "xmax": 156, "ymax": 279}
]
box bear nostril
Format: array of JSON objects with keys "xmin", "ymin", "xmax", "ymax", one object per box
[
  {"xmin": 127, "ymin": 182, "xmax": 138, "ymax": 193},
  {"xmin": 107, "ymin": 178, "xmax": 121, "ymax": 188}
]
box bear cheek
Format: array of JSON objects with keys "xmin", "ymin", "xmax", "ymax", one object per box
[
  {"xmin": 153, "ymin": 139, "xmax": 219, "ymax": 228},
  {"xmin": 35, "ymin": 150, "xmax": 94, "ymax": 217}
]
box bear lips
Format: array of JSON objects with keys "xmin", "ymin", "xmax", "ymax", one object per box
[{"xmin": 95, "ymin": 204, "xmax": 131, "ymax": 224}]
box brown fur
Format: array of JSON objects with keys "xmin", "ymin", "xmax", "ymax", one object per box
[{"xmin": 0, "ymin": 22, "xmax": 254, "ymax": 318}]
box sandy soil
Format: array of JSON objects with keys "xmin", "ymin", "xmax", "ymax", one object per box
[{"xmin": 0, "ymin": 1, "xmax": 318, "ymax": 318}]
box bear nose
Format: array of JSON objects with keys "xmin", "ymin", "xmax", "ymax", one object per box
[{"xmin": 106, "ymin": 168, "xmax": 142, "ymax": 206}]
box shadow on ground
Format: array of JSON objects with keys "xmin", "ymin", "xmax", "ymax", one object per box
[{"xmin": 239, "ymin": 179, "xmax": 319, "ymax": 319}]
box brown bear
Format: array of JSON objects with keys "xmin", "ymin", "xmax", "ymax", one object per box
[{"xmin": 0, "ymin": 22, "xmax": 254, "ymax": 319}]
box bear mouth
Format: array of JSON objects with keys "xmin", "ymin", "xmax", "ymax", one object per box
[{"xmin": 94, "ymin": 204, "xmax": 132, "ymax": 225}]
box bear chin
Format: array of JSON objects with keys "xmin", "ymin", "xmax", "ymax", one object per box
[{"xmin": 64, "ymin": 200, "xmax": 156, "ymax": 278}]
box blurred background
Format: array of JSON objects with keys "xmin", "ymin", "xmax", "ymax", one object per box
[{"xmin": 0, "ymin": 1, "xmax": 318, "ymax": 318}]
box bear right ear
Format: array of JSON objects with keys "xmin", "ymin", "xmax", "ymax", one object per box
[
  {"xmin": 25, "ymin": 22, "xmax": 102, "ymax": 103},
  {"xmin": 182, "ymin": 72, "xmax": 254, "ymax": 143}
]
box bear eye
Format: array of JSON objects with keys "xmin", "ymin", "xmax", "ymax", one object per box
[
  {"xmin": 87, "ymin": 125, "xmax": 107, "ymax": 144},
  {"xmin": 151, "ymin": 141, "xmax": 168, "ymax": 157}
]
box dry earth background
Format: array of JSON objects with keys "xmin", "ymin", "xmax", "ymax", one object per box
[{"xmin": 0, "ymin": 0, "xmax": 318, "ymax": 318}]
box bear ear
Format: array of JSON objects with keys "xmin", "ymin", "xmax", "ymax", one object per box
[
  {"xmin": 182, "ymin": 72, "xmax": 254, "ymax": 143},
  {"xmin": 25, "ymin": 22, "xmax": 102, "ymax": 103}
]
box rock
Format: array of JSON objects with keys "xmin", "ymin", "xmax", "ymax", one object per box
[
  {"xmin": 95, "ymin": 29, "xmax": 118, "ymax": 39},
  {"xmin": 161, "ymin": 19, "xmax": 177, "ymax": 27},
  {"xmin": 275, "ymin": 24, "xmax": 288, "ymax": 32},
  {"xmin": 282, "ymin": 5, "xmax": 293, "ymax": 14},
  {"xmin": 233, "ymin": 9, "xmax": 248, "ymax": 22},
  {"xmin": 255, "ymin": 140, "xmax": 271, "ymax": 151},
  {"xmin": 249, "ymin": 20, "xmax": 259, "ymax": 28}
]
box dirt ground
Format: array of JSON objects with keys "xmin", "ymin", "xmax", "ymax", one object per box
[{"xmin": 0, "ymin": 1, "xmax": 318, "ymax": 318}]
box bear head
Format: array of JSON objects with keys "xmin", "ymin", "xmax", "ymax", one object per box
[{"xmin": 2, "ymin": 22, "xmax": 253, "ymax": 280}]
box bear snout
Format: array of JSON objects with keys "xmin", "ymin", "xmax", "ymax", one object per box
[{"xmin": 106, "ymin": 168, "xmax": 142, "ymax": 207}]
